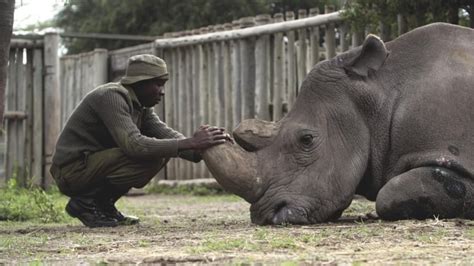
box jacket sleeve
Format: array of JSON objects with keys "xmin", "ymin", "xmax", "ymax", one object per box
[
  {"xmin": 92, "ymin": 90, "xmax": 180, "ymax": 159},
  {"xmin": 141, "ymin": 108, "xmax": 202, "ymax": 163}
]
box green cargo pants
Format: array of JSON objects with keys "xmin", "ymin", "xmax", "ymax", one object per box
[{"xmin": 50, "ymin": 148, "xmax": 167, "ymax": 197}]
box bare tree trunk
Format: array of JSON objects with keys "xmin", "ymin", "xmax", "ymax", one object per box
[{"xmin": 0, "ymin": 0, "xmax": 15, "ymax": 128}]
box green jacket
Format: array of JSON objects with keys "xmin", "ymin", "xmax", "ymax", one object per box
[{"xmin": 52, "ymin": 82, "xmax": 200, "ymax": 167}]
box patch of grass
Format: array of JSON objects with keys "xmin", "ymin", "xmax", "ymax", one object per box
[
  {"xmin": 343, "ymin": 198, "xmax": 375, "ymax": 217},
  {"xmin": 0, "ymin": 179, "xmax": 69, "ymax": 223},
  {"xmin": 145, "ymin": 183, "xmax": 226, "ymax": 196}
]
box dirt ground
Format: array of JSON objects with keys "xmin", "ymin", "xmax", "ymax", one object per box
[{"xmin": 1, "ymin": 194, "xmax": 474, "ymax": 265}]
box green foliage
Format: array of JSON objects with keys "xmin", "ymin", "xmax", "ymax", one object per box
[
  {"xmin": 0, "ymin": 179, "xmax": 69, "ymax": 223},
  {"xmin": 342, "ymin": 0, "xmax": 473, "ymax": 39}
]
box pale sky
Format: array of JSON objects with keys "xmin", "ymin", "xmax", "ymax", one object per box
[{"xmin": 13, "ymin": 0, "xmax": 65, "ymax": 30}]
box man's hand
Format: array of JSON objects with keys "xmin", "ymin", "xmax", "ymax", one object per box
[{"xmin": 177, "ymin": 125, "xmax": 233, "ymax": 152}]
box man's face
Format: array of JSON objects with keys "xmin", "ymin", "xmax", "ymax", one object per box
[{"xmin": 133, "ymin": 78, "xmax": 167, "ymax": 107}]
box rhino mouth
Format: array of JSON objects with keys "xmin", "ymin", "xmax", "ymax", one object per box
[{"xmin": 250, "ymin": 201, "xmax": 311, "ymax": 225}]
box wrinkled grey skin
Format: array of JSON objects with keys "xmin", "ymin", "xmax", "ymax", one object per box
[{"xmin": 203, "ymin": 23, "xmax": 474, "ymax": 225}]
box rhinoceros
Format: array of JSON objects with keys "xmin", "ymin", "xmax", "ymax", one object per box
[{"xmin": 203, "ymin": 23, "xmax": 474, "ymax": 225}]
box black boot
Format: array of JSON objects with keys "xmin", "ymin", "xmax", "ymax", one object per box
[
  {"xmin": 96, "ymin": 186, "xmax": 140, "ymax": 226},
  {"xmin": 65, "ymin": 197, "xmax": 118, "ymax": 228}
]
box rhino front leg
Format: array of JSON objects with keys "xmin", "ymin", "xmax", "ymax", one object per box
[{"xmin": 375, "ymin": 167, "xmax": 474, "ymax": 220}]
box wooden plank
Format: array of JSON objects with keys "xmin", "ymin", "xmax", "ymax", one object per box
[
  {"xmin": 272, "ymin": 13, "xmax": 284, "ymax": 121},
  {"xmin": 324, "ymin": 5, "xmax": 336, "ymax": 59},
  {"xmin": 17, "ymin": 49, "xmax": 27, "ymax": 185},
  {"xmin": 93, "ymin": 49, "xmax": 108, "ymax": 87},
  {"xmin": 5, "ymin": 50, "xmax": 18, "ymax": 181},
  {"xmin": 239, "ymin": 17, "xmax": 256, "ymax": 120},
  {"xmin": 185, "ymin": 46, "xmax": 193, "ymax": 179},
  {"xmin": 212, "ymin": 39, "xmax": 222, "ymax": 126},
  {"xmin": 171, "ymin": 48, "xmax": 180, "ymax": 180},
  {"xmin": 255, "ymin": 14, "xmax": 271, "ymax": 121},
  {"xmin": 190, "ymin": 45, "xmax": 202, "ymax": 179},
  {"xmin": 32, "ymin": 48, "xmax": 43, "ymax": 186},
  {"xmin": 207, "ymin": 40, "xmax": 217, "ymax": 125},
  {"xmin": 198, "ymin": 42, "xmax": 208, "ymax": 179},
  {"xmin": 177, "ymin": 47, "xmax": 187, "ymax": 180},
  {"xmin": 231, "ymin": 21, "xmax": 242, "ymax": 128},
  {"xmin": 222, "ymin": 39, "xmax": 233, "ymax": 132},
  {"xmin": 339, "ymin": 22, "xmax": 349, "ymax": 52},
  {"xmin": 43, "ymin": 31, "xmax": 61, "ymax": 188},
  {"xmin": 297, "ymin": 10, "xmax": 308, "ymax": 91},
  {"xmin": 73, "ymin": 55, "xmax": 81, "ymax": 111},
  {"xmin": 286, "ymin": 12, "xmax": 297, "ymax": 110},
  {"xmin": 309, "ymin": 8, "xmax": 320, "ymax": 66},
  {"xmin": 24, "ymin": 49, "xmax": 34, "ymax": 185},
  {"xmin": 13, "ymin": 49, "xmax": 26, "ymax": 185}
]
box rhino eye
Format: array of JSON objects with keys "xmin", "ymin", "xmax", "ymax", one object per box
[{"xmin": 300, "ymin": 134, "xmax": 314, "ymax": 146}]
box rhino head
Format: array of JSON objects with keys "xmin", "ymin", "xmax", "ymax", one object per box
[{"xmin": 203, "ymin": 35, "xmax": 389, "ymax": 224}]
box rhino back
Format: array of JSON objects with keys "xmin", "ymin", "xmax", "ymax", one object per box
[{"xmin": 381, "ymin": 23, "xmax": 474, "ymax": 183}]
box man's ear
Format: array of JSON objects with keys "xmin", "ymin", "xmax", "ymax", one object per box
[{"xmin": 344, "ymin": 34, "xmax": 389, "ymax": 77}]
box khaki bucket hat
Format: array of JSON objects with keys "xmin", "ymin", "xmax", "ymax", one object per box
[{"xmin": 120, "ymin": 54, "xmax": 169, "ymax": 85}]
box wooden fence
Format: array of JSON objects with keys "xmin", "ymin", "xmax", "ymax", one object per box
[{"xmin": 3, "ymin": 32, "xmax": 60, "ymax": 187}]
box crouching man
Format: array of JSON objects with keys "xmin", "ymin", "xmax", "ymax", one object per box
[{"xmin": 50, "ymin": 54, "xmax": 230, "ymax": 228}]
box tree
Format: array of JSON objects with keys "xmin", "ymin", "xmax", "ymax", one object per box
[
  {"xmin": 55, "ymin": 0, "xmax": 270, "ymax": 54},
  {"xmin": 55, "ymin": 0, "xmax": 340, "ymax": 54},
  {"xmin": 342, "ymin": 0, "xmax": 472, "ymax": 41},
  {"xmin": 0, "ymin": 0, "xmax": 15, "ymax": 128}
]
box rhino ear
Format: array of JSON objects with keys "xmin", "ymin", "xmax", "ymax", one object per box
[
  {"xmin": 344, "ymin": 34, "xmax": 389, "ymax": 77},
  {"xmin": 233, "ymin": 119, "xmax": 279, "ymax": 152}
]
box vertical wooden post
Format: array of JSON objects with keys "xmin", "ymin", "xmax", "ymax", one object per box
[
  {"xmin": 222, "ymin": 24, "xmax": 233, "ymax": 132},
  {"xmin": 185, "ymin": 45, "xmax": 193, "ymax": 179},
  {"xmin": 171, "ymin": 46, "xmax": 180, "ymax": 180},
  {"xmin": 92, "ymin": 48, "xmax": 108, "ymax": 87},
  {"xmin": 324, "ymin": 5, "xmax": 336, "ymax": 59},
  {"xmin": 15, "ymin": 49, "xmax": 26, "ymax": 185},
  {"xmin": 239, "ymin": 17, "xmax": 256, "ymax": 120},
  {"xmin": 255, "ymin": 14, "xmax": 271, "ymax": 121},
  {"xmin": 43, "ymin": 31, "xmax": 61, "ymax": 187},
  {"xmin": 32, "ymin": 48, "xmax": 44, "ymax": 185},
  {"xmin": 5, "ymin": 50, "xmax": 17, "ymax": 182},
  {"xmin": 309, "ymin": 8, "xmax": 320, "ymax": 66},
  {"xmin": 198, "ymin": 27, "xmax": 210, "ymax": 179},
  {"xmin": 397, "ymin": 14, "xmax": 408, "ymax": 36},
  {"xmin": 25, "ymin": 49, "xmax": 34, "ymax": 185},
  {"xmin": 178, "ymin": 47, "xmax": 188, "ymax": 180},
  {"xmin": 272, "ymin": 13, "xmax": 284, "ymax": 121},
  {"xmin": 214, "ymin": 25, "xmax": 225, "ymax": 128},
  {"xmin": 231, "ymin": 20, "xmax": 242, "ymax": 128},
  {"xmin": 207, "ymin": 27, "xmax": 216, "ymax": 126},
  {"xmin": 297, "ymin": 9, "xmax": 308, "ymax": 91},
  {"xmin": 339, "ymin": 22, "xmax": 350, "ymax": 52},
  {"xmin": 285, "ymin": 11, "xmax": 297, "ymax": 110}
]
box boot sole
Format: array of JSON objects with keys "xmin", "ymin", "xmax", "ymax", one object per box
[{"xmin": 66, "ymin": 202, "xmax": 118, "ymax": 228}]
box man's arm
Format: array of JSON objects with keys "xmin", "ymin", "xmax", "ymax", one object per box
[
  {"xmin": 93, "ymin": 90, "xmax": 180, "ymax": 159},
  {"xmin": 141, "ymin": 108, "xmax": 200, "ymax": 162},
  {"xmin": 141, "ymin": 109, "xmax": 230, "ymax": 163}
]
